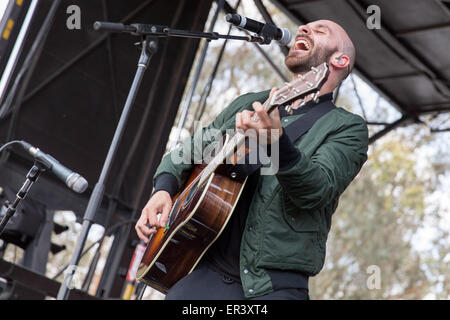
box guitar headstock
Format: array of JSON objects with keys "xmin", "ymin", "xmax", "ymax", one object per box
[{"xmin": 267, "ymin": 62, "xmax": 329, "ymax": 111}]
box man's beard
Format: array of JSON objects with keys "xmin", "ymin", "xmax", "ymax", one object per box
[{"xmin": 285, "ymin": 45, "xmax": 335, "ymax": 74}]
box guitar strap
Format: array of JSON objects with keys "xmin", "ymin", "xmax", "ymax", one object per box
[
  {"xmin": 228, "ymin": 99, "xmax": 336, "ymax": 179},
  {"xmin": 283, "ymin": 99, "xmax": 335, "ymax": 142}
]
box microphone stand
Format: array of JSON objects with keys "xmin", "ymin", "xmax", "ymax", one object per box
[
  {"xmin": 57, "ymin": 21, "xmax": 271, "ymax": 300},
  {"xmin": 56, "ymin": 32, "xmax": 158, "ymax": 300},
  {"xmin": 91, "ymin": 21, "xmax": 270, "ymax": 44},
  {"xmin": 0, "ymin": 159, "xmax": 51, "ymax": 236}
]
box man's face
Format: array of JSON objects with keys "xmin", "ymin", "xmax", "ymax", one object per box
[{"xmin": 285, "ymin": 20, "xmax": 340, "ymax": 74}]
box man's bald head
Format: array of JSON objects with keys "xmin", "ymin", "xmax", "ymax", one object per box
[{"xmin": 285, "ymin": 19, "xmax": 356, "ymax": 86}]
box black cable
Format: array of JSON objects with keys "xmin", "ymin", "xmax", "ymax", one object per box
[{"xmin": 0, "ymin": 140, "xmax": 23, "ymax": 155}]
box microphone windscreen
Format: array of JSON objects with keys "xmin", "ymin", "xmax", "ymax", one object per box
[
  {"xmin": 279, "ymin": 28, "xmax": 293, "ymax": 46},
  {"xmin": 67, "ymin": 173, "xmax": 88, "ymax": 193},
  {"xmin": 72, "ymin": 176, "xmax": 88, "ymax": 193}
]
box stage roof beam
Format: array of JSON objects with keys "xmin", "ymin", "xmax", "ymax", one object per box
[{"xmin": 395, "ymin": 22, "xmax": 450, "ymax": 37}]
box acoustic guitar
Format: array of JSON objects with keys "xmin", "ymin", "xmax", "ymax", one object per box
[{"xmin": 136, "ymin": 63, "xmax": 329, "ymax": 293}]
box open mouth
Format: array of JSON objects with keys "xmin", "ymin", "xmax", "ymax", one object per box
[{"xmin": 295, "ymin": 38, "xmax": 311, "ymax": 51}]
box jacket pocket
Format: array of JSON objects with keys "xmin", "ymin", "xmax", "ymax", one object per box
[
  {"xmin": 258, "ymin": 189, "xmax": 322, "ymax": 273},
  {"xmin": 281, "ymin": 191, "xmax": 319, "ymax": 232}
]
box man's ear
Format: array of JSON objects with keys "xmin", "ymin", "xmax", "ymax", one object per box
[{"xmin": 330, "ymin": 53, "xmax": 350, "ymax": 70}]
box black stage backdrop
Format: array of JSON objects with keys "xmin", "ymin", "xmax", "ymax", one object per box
[{"xmin": 0, "ymin": 0, "xmax": 212, "ymax": 225}]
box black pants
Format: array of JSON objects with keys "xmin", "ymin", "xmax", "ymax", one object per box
[{"xmin": 165, "ymin": 261, "xmax": 309, "ymax": 300}]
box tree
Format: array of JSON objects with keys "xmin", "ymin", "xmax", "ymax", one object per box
[{"xmin": 310, "ymin": 136, "xmax": 433, "ymax": 299}]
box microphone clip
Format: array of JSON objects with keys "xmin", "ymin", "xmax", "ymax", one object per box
[
  {"xmin": 0, "ymin": 159, "xmax": 49, "ymax": 236},
  {"xmin": 28, "ymin": 147, "xmax": 52, "ymax": 173},
  {"xmin": 258, "ymin": 23, "xmax": 279, "ymax": 45},
  {"xmin": 32, "ymin": 156, "xmax": 52, "ymax": 175}
]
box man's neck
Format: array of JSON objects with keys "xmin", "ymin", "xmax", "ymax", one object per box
[{"xmin": 290, "ymin": 69, "xmax": 337, "ymax": 109}]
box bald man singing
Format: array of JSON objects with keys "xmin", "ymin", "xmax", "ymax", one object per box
[{"xmin": 136, "ymin": 20, "xmax": 368, "ymax": 300}]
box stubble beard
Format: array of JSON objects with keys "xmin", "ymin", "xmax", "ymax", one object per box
[{"xmin": 285, "ymin": 45, "xmax": 336, "ymax": 75}]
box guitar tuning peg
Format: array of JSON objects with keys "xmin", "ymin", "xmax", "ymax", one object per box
[
  {"xmin": 284, "ymin": 104, "xmax": 293, "ymax": 115},
  {"xmin": 312, "ymin": 91, "xmax": 320, "ymax": 103},
  {"xmin": 299, "ymin": 100, "xmax": 306, "ymax": 107},
  {"xmin": 311, "ymin": 66, "xmax": 319, "ymax": 73}
]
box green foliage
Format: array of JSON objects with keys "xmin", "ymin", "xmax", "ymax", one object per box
[{"xmin": 310, "ymin": 135, "xmax": 448, "ymax": 299}]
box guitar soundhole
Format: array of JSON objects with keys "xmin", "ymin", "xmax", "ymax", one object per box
[{"xmin": 184, "ymin": 180, "xmax": 199, "ymax": 208}]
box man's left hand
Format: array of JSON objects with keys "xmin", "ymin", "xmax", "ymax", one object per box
[{"xmin": 235, "ymin": 87, "xmax": 283, "ymax": 145}]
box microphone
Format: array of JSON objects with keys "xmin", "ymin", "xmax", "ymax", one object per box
[
  {"xmin": 19, "ymin": 141, "xmax": 88, "ymax": 193},
  {"xmin": 225, "ymin": 13, "xmax": 292, "ymax": 46},
  {"xmin": 93, "ymin": 21, "xmax": 137, "ymax": 33}
]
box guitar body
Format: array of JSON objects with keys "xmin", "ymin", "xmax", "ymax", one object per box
[{"xmin": 136, "ymin": 163, "xmax": 247, "ymax": 293}]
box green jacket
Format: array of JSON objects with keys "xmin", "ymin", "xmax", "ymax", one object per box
[{"xmin": 153, "ymin": 90, "xmax": 369, "ymax": 298}]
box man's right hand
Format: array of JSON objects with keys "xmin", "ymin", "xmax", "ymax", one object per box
[{"xmin": 135, "ymin": 190, "xmax": 173, "ymax": 243}]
